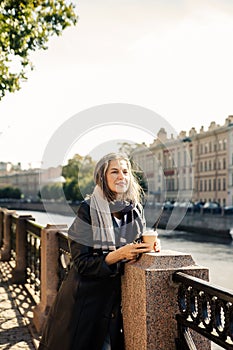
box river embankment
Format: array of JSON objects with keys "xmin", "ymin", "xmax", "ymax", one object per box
[
  {"xmin": 144, "ymin": 207, "xmax": 233, "ymax": 241},
  {"xmin": 1, "ymin": 200, "xmax": 233, "ymax": 241}
]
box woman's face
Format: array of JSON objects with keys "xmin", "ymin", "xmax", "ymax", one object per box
[{"xmin": 106, "ymin": 159, "xmax": 130, "ymax": 198}]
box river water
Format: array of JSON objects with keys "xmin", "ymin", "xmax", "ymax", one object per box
[
  {"xmin": 17, "ymin": 210, "xmax": 233, "ymax": 291},
  {"xmin": 18, "ymin": 210, "xmax": 233, "ymax": 350},
  {"xmin": 18, "ymin": 209, "xmax": 233, "ymax": 291}
]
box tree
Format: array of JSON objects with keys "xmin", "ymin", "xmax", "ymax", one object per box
[
  {"xmin": 0, "ymin": 0, "xmax": 77, "ymax": 99},
  {"xmin": 39, "ymin": 183, "xmax": 63, "ymax": 200},
  {"xmin": 63, "ymin": 178, "xmax": 81, "ymax": 201},
  {"xmin": 0, "ymin": 186, "xmax": 21, "ymax": 199},
  {"xmin": 62, "ymin": 154, "xmax": 96, "ymax": 202}
]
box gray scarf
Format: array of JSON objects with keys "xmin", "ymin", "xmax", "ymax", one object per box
[
  {"xmin": 90, "ymin": 185, "xmax": 144, "ymax": 251},
  {"xmin": 90, "ymin": 186, "xmax": 116, "ymax": 251}
]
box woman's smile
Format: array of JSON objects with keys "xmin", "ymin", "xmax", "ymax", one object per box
[{"xmin": 115, "ymin": 181, "xmax": 126, "ymax": 186}]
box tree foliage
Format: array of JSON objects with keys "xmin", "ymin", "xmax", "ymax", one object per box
[
  {"xmin": 0, "ymin": 186, "xmax": 21, "ymax": 199},
  {"xmin": 0, "ymin": 0, "xmax": 77, "ymax": 99},
  {"xmin": 39, "ymin": 183, "xmax": 63, "ymax": 200},
  {"xmin": 62, "ymin": 154, "xmax": 96, "ymax": 202}
]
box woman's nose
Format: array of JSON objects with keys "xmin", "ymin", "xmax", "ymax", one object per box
[{"xmin": 118, "ymin": 171, "xmax": 124, "ymax": 179}]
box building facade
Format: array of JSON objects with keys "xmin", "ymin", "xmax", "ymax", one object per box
[
  {"xmin": 0, "ymin": 169, "xmax": 41, "ymax": 199},
  {"xmin": 0, "ymin": 164, "xmax": 63, "ymax": 200},
  {"xmin": 133, "ymin": 115, "xmax": 233, "ymax": 207}
]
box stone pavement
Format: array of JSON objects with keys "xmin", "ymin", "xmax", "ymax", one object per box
[
  {"xmin": 0, "ymin": 262, "xmax": 222, "ymax": 350},
  {"xmin": 0, "ymin": 261, "xmax": 40, "ymax": 350}
]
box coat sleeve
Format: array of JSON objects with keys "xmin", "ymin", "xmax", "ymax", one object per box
[{"xmin": 68, "ymin": 201, "xmax": 118, "ymax": 278}]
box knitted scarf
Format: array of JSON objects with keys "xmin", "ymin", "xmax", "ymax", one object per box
[{"xmin": 90, "ymin": 185, "xmax": 144, "ymax": 251}]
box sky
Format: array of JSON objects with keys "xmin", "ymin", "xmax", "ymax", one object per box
[{"xmin": 1, "ymin": 0, "xmax": 233, "ymax": 169}]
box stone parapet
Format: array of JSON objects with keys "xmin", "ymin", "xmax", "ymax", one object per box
[
  {"xmin": 33, "ymin": 224, "xmax": 67, "ymax": 334},
  {"xmin": 0, "ymin": 209, "xmax": 15, "ymax": 261},
  {"xmin": 11, "ymin": 214, "xmax": 35, "ymax": 284},
  {"xmin": 121, "ymin": 250, "xmax": 211, "ymax": 350}
]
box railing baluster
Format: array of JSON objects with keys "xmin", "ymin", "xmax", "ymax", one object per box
[
  {"xmin": 173, "ymin": 271, "xmax": 233, "ymax": 349},
  {"xmin": 25, "ymin": 220, "xmax": 42, "ymax": 301}
]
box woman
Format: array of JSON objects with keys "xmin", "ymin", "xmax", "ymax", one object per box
[{"xmin": 39, "ymin": 152, "xmax": 160, "ymax": 350}]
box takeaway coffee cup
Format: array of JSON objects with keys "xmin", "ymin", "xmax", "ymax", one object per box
[{"xmin": 142, "ymin": 230, "xmax": 158, "ymax": 251}]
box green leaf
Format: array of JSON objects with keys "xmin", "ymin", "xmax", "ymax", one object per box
[{"xmin": 0, "ymin": 0, "xmax": 78, "ymax": 99}]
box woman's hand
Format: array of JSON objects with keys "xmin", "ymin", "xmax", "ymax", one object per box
[{"xmin": 105, "ymin": 243, "xmax": 151, "ymax": 265}]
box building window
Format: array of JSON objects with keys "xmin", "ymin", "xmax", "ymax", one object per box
[
  {"xmin": 209, "ymin": 179, "xmax": 211, "ymax": 191},
  {"xmin": 166, "ymin": 177, "xmax": 175, "ymax": 191},
  {"xmin": 218, "ymin": 178, "xmax": 221, "ymax": 191},
  {"xmin": 213, "ymin": 179, "xmax": 216, "ymax": 191},
  {"xmin": 223, "ymin": 178, "xmax": 226, "ymax": 191},
  {"xmin": 200, "ymin": 180, "xmax": 203, "ymax": 191},
  {"xmin": 223, "ymin": 139, "xmax": 227, "ymax": 150},
  {"xmin": 177, "ymin": 151, "xmax": 180, "ymax": 166},
  {"xmin": 189, "ymin": 149, "xmax": 193, "ymax": 162},
  {"xmin": 223, "ymin": 158, "xmax": 226, "ymax": 170},
  {"xmin": 218, "ymin": 140, "xmax": 222, "ymax": 151},
  {"xmin": 204, "ymin": 161, "xmax": 208, "ymax": 171},
  {"xmin": 209, "ymin": 160, "xmax": 212, "ymax": 171},
  {"xmin": 183, "ymin": 151, "xmax": 187, "ymax": 167},
  {"xmin": 213, "ymin": 161, "xmax": 216, "ymax": 170},
  {"xmin": 190, "ymin": 176, "xmax": 193, "ymax": 189},
  {"xmin": 209, "ymin": 142, "xmax": 212, "ymax": 153},
  {"xmin": 204, "ymin": 180, "xmax": 207, "ymax": 191}
]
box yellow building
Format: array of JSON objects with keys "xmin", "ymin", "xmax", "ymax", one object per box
[{"xmin": 133, "ymin": 116, "xmax": 233, "ymax": 207}]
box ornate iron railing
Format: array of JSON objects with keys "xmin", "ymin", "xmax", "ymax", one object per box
[
  {"xmin": 0, "ymin": 210, "xmax": 4, "ymax": 247},
  {"xmin": 26, "ymin": 219, "xmax": 42, "ymax": 299},
  {"xmin": 10, "ymin": 215, "xmax": 17, "ymax": 260},
  {"xmin": 173, "ymin": 271, "xmax": 233, "ymax": 350}
]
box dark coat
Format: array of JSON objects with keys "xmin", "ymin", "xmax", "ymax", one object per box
[{"xmin": 38, "ymin": 200, "xmax": 145, "ymax": 350}]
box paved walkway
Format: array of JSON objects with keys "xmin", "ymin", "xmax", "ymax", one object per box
[
  {"xmin": 0, "ymin": 261, "xmax": 39, "ymax": 350},
  {"xmin": 0, "ymin": 262, "xmax": 223, "ymax": 350}
]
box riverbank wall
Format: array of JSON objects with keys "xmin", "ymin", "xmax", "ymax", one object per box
[{"xmin": 144, "ymin": 208, "xmax": 233, "ymax": 241}]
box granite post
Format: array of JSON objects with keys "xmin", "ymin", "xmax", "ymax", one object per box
[
  {"xmin": 11, "ymin": 214, "xmax": 35, "ymax": 283},
  {"xmin": 121, "ymin": 250, "xmax": 211, "ymax": 350},
  {"xmin": 0, "ymin": 209, "xmax": 15, "ymax": 261},
  {"xmin": 33, "ymin": 224, "xmax": 67, "ymax": 334}
]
